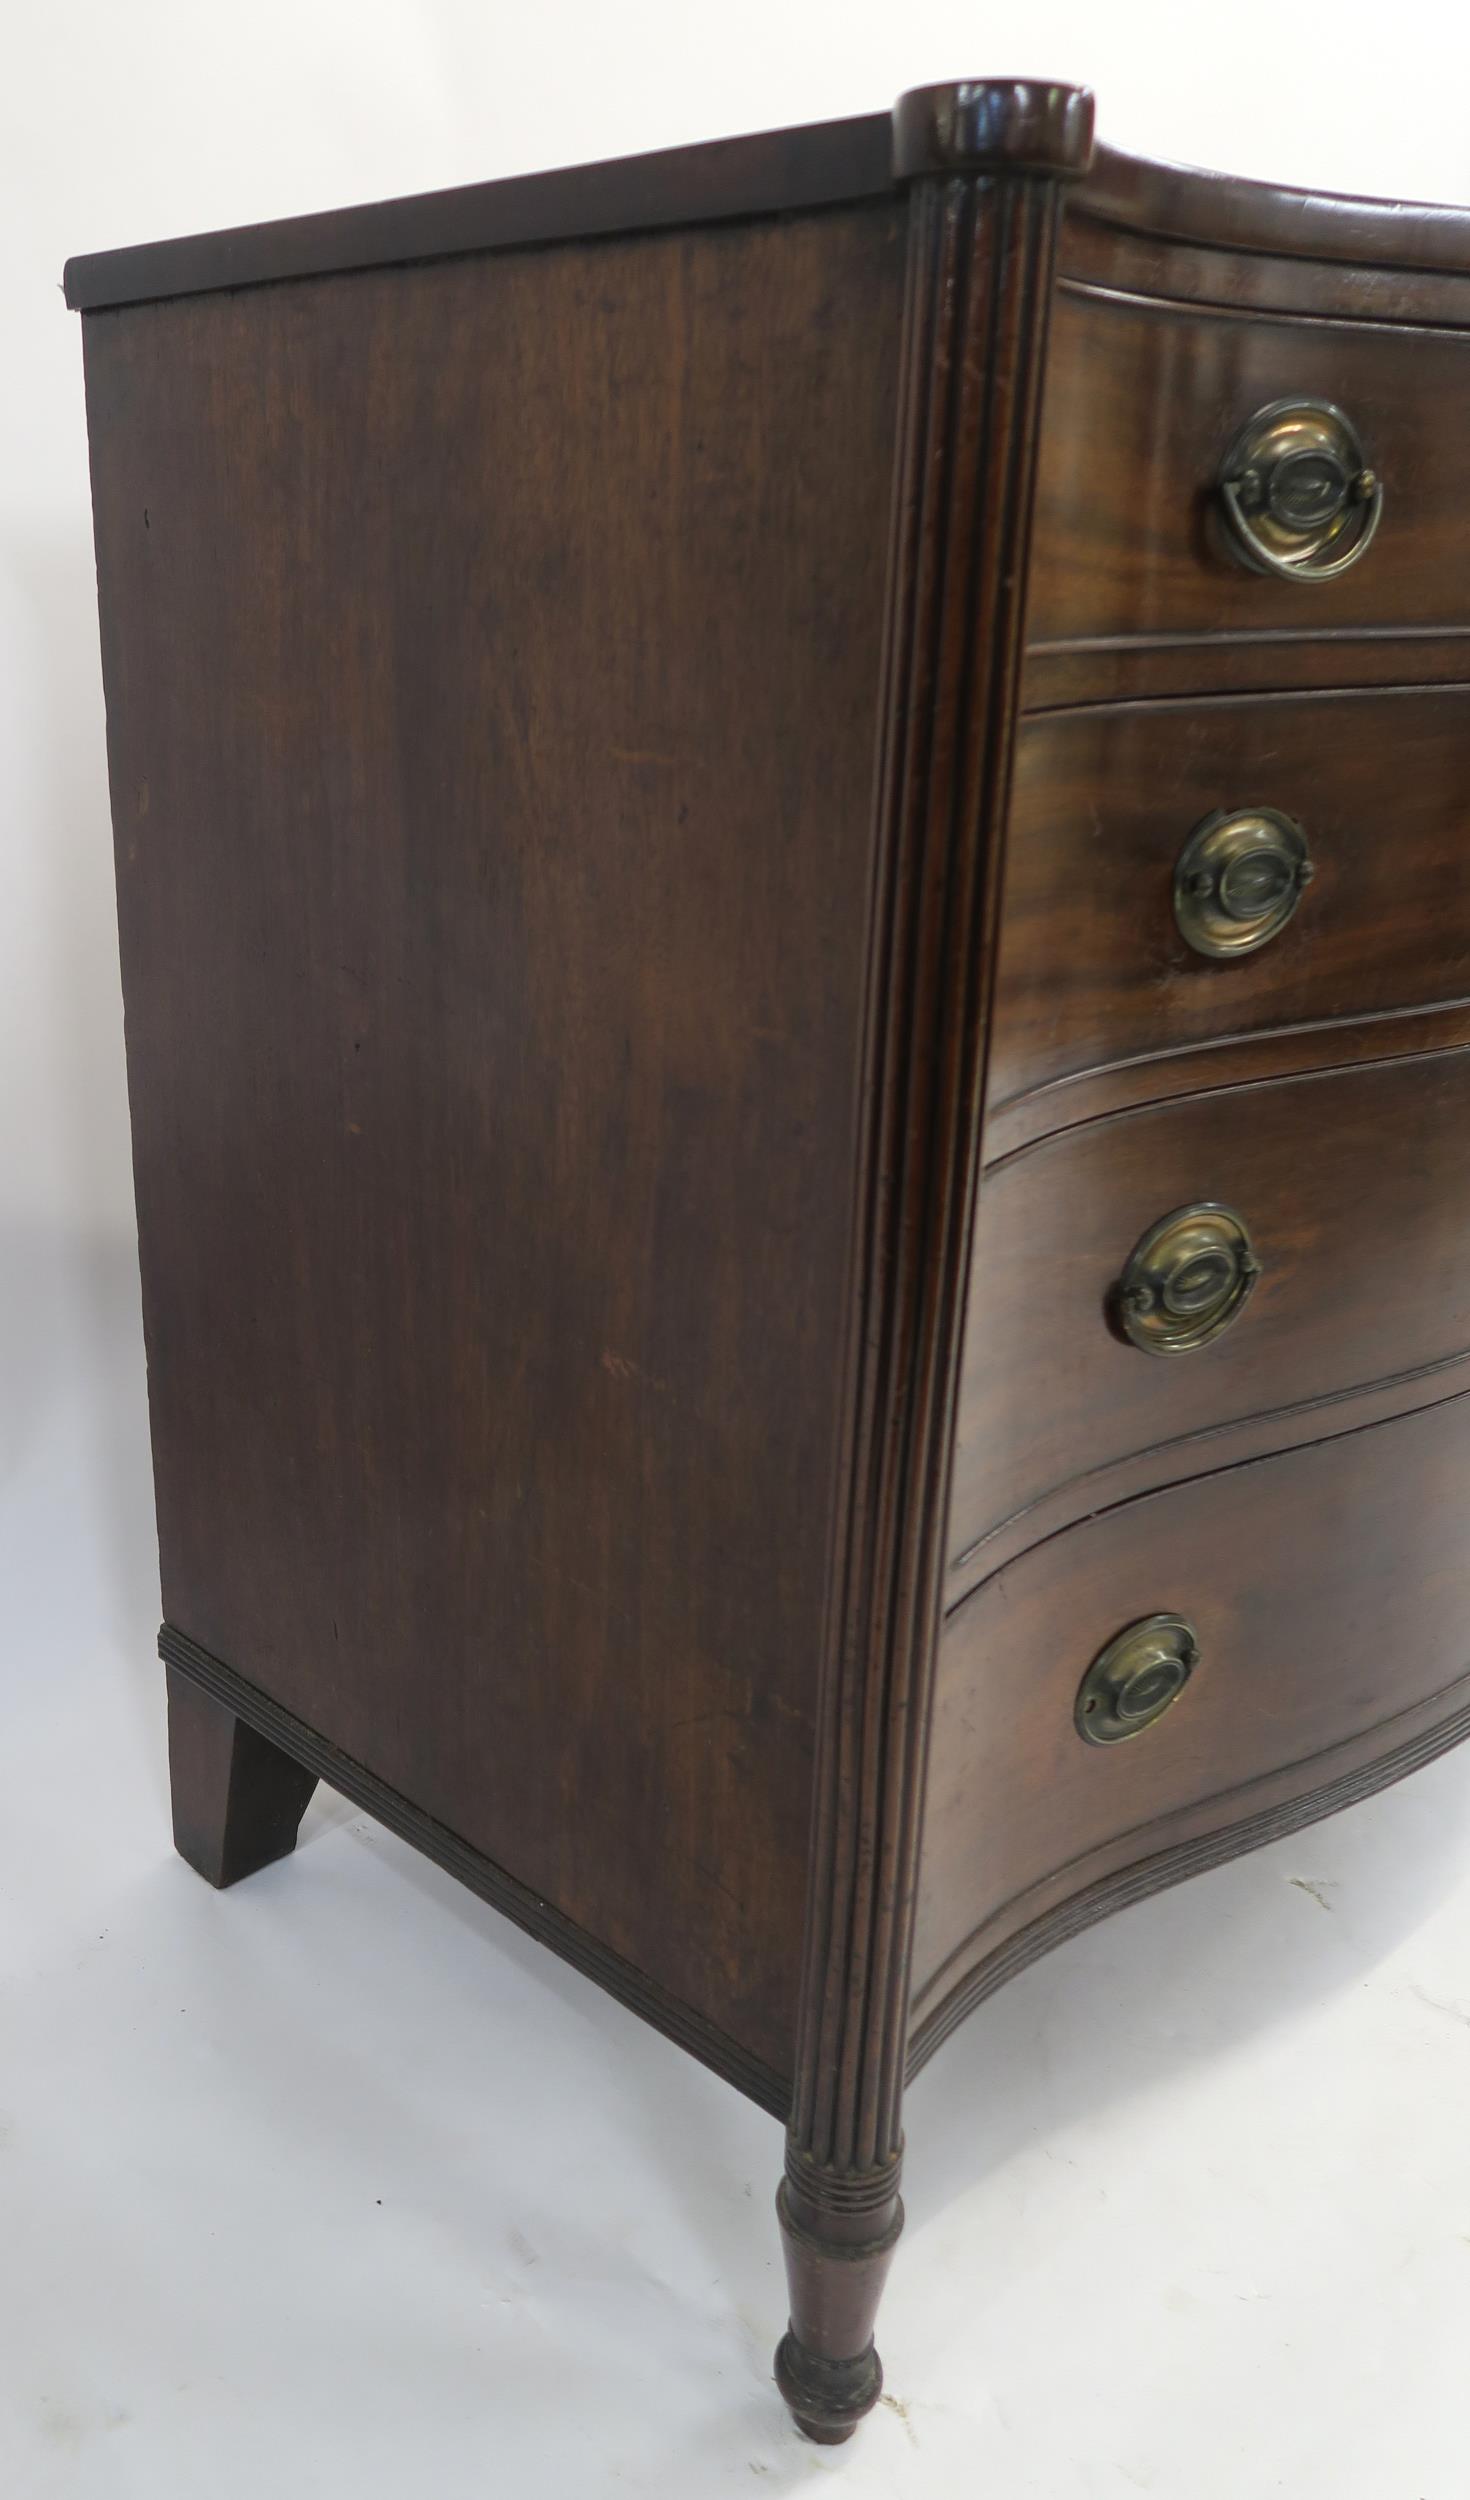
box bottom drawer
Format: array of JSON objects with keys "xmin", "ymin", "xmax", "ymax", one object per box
[{"xmin": 912, "ymin": 1388, "xmax": 1470, "ymax": 2054}]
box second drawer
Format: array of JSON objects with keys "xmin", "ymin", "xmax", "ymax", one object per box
[
  {"xmin": 951, "ymin": 1046, "xmax": 1470, "ymax": 1577},
  {"xmin": 990, "ymin": 686, "xmax": 1470, "ymax": 1140}
]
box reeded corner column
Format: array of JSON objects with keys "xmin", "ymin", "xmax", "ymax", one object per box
[{"xmin": 773, "ymin": 77, "xmax": 1095, "ymax": 2445}]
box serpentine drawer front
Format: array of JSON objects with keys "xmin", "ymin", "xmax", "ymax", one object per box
[
  {"xmin": 952, "ymin": 1046, "xmax": 1470, "ymax": 1577},
  {"xmin": 917, "ymin": 1389, "xmax": 1470, "ymax": 2065},
  {"xmin": 1029, "ymin": 283, "xmax": 1470, "ymax": 645},
  {"xmin": 68, "ymin": 77, "xmax": 1470, "ymax": 2448},
  {"xmin": 989, "ymin": 688, "xmax": 1470, "ymax": 1147}
]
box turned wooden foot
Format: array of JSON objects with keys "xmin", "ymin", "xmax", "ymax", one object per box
[
  {"xmin": 166, "ymin": 1664, "xmax": 319, "ymax": 1887},
  {"xmin": 773, "ymin": 2152, "xmax": 903, "ymax": 2443}
]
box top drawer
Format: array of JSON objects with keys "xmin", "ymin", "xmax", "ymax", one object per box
[{"xmin": 1028, "ymin": 282, "xmax": 1470, "ymax": 648}]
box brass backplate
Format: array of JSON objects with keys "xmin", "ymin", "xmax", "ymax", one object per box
[
  {"xmin": 1076, "ymin": 1613, "xmax": 1201, "ymax": 1745},
  {"xmin": 1217, "ymin": 396, "xmax": 1381, "ymax": 580},
  {"xmin": 1112, "ymin": 1201, "xmax": 1260, "ymax": 1356},
  {"xmin": 1174, "ymin": 806, "xmax": 1312, "ymax": 959}
]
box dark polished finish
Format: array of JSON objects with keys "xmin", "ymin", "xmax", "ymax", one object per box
[
  {"xmin": 914, "ymin": 1664, "xmax": 1470, "ymax": 2075},
  {"xmin": 64, "ymin": 80, "xmax": 1095, "ymax": 320},
  {"xmin": 988, "ymin": 687, "xmax": 1470, "ymax": 1145},
  {"xmin": 775, "ymin": 130, "xmax": 1087, "ymax": 2442},
  {"xmin": 953, "ymin": 1047, "xmax": 1470, "ymax": 1575},
  {"xmin": 919, "ymin": 1389, "xmax": 1470, "ymax": 2046},
  {"xmin": 166, "ymin": 1664, "xmax": 318, "ymax": 1888},
  {"xmin": 162, "ymin": 1624, "xmax": 793, "ymax": 2112},
  {"xmin": 72, "ymin": 82, "xmax": 1470, "ymax": 2447},
  {"xmin": 1081, "ymin": 139, "xmax": 1470, "ymax": 273},
  {"xmin": 891, "ymin": 78, "xmax": 1095, "ymax": 179},
  {"xmin": 1029, "ymin": 284, "xmax": 1470, "ymax": 668},
  {"xmin": 774, "ymin": 2178, "xmax": 902, "ymax": 2442},
  {"xmin": 86, "ymin": 200, "xmax": 905, "ymax": 2088},
  {"xmin": 62, "ymin": 112, "xmax": 901, "ymax": 312}
]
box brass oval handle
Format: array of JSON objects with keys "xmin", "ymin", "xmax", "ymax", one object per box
[
  {"xmin": 1174, "ymin": 807, "xmax": 1314, "ymax": 958},
  {"xmin": 1217, "ymin": 398, "xmax": 1382, "ymax": 581},
  {"xmin": 1112, "ymin": 1202, "xmax": 1260, "ymax": 1355},
  {"xmin": 1076, "ymin": 1614, "xmax": 1200, "ymax": 1745}
]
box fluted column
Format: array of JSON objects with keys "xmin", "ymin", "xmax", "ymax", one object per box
[{"xmin": 775, "ymin": 79, "xmax": 1094, "ymax": 2445}]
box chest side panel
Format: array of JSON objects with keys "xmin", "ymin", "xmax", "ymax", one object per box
[{"xmin": 85, "ymin": 200, "xmax": 906, "ymax": 2082}]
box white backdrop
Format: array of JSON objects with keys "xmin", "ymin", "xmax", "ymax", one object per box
[{"xmin": 5, "ymin": 7, "xmax": 1470, "ymax": 2495}]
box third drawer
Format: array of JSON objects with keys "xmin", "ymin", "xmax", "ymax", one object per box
[{"xmin": 951, "ymin": 1045, "xmax": 1470, "ymax": 1587}]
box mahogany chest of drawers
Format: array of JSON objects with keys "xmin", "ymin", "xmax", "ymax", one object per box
[{"xmin": 68, "ymin": 78, "xmax": 1470, "ymax": 2443}]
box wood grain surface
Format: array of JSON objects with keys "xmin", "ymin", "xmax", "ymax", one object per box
[
  {"xmin": 989, "ymin": 686, "xmax": 1470, "ymax": 1130},
  {"xmin": 74, "ymin": 83, "xmax": 1470, "ymax": 2446},
  {"xmin": 1075, "ymin": 139, "xmax": 1470, "ymax": 276},
  {"xmin": 66, "ymin": 95, "xmax": 1470, "ymax": 314},
  {"xmin": 919, "ymin": 1384, "xmax": 1470, "ymax": 2027},
  {"xmin": 1028, "ymin": 283, "xmax": 1470, "ymax": 656},
  {"xmin": 84, "ymin": 199, "xmax": 906, "ymax": 2083},
  {"xmin": 951, "ymin": 1047, "xmax": 1470, "ymax": 1578}
]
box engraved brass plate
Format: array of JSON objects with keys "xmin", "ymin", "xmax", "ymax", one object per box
[
  {"xmin": 1112, "ymin": 1202, "xmax": 1260, "ymax": 1355},
  {"xmin": 1076, "ymin": 1613, "xmax": 1201, "ymax": 1745},
  {"xmin": 1174, "ymin": 806, "xmax": 1313, "ymax": 959}
]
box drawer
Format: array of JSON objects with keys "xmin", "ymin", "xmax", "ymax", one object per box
[
  {"xmin": 915, "ymin": 1387, "xmax": 1470, "ymax": 2038},
  {"xmin": 1028, "ymin": 282, "xmax": 1470, "ymax": 646},
  {"xmin": 951, "ymin": 1047, "xmax": 1470, "ymax": 1576},
  {"xmin": 990, "ymin": 687, "xmax": 1470, "ymax": 1140}
]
